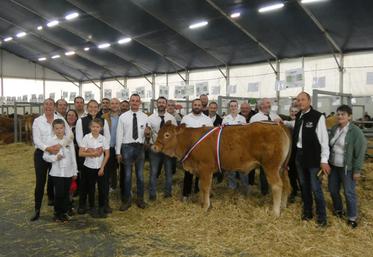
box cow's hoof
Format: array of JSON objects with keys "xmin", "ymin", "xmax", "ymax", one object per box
[{"xmin": 273, "ymin": 210, "xmax": 281, "ymax": 218}]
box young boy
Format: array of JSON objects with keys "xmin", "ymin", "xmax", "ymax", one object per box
[
  {"xmin": 43, "ymin": 119, "xmax": 78, "ymax": 223},
  {"xmin": 79, "ymin": 118, "xmax": 110, "ymax": 218}
]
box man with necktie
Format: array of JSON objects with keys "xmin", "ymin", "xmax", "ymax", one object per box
[
  {"xmin": 116, "ymin": 94, "xmax": 150, "ymax": 211},
  {"xmin": 147, "ymin": 97, "xmax": 177, "ymax": 201}
]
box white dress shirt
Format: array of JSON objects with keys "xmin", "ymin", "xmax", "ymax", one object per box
[
  {"xmin": 181, "ymin": 113, "xmax": 213, "ymax": 128},
  {"xmin": 32, "ymin": 114, "xmax": 72, "ymax": 151},
  {"xmin": 80, "ymin": 133, "xmax": 110, "ymax": 169},
  {"xmin": 115, "ymin": 110, "xmax": 149, "ymax": 155},
  {"xmin": 330, "ymin": 123, "xmax": 349, "ymax": 167},
  {"xmin": 43, "ymin": 135, "xmax": 78, "ymax": 177},
  {"xmin": 249, "ymin": 111, "xmax": 281, "ymax": 123},
  {"xmin": 284, "ymin": 109, "xmax": 330, "ymax": 163},
  {"xmin": 222, "ymin": 114, "xmax": 247, "ymax": 125},
  {"xmin": 75, "ymin": 117, "xmax": 111, "ymax": 148},
  {"xmin": 148, "ymin": 112, "xmax": 177, "ymax": 144}
]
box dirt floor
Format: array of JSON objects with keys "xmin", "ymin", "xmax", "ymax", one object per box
[{"xmin": 0, "ymin": 143, "xmax": 373, "ymax": 257}]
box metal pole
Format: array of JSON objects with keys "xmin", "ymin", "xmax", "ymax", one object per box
[
  {"xmin": 226, "ymin": 66, "xmax": 230, "ymax": 97},
  {"xmin": 339, "ymin": 54, "xmax": 344, "ymax": 103},
  {"xmin": 79, "ymin": 81, "xmax": 82, "ymax": 96},
  {"xmin": 0, "ymin": 49, "xmax": 3, "ymax": 97},
  {"xmin": 100, "ymin": 80, "xmax": 103, "ymax": 100},
  {"xmin": 42, "ymin": 67, "xmax": 46, "ymax": 100},
  {"xmin": 276, "ymin": 60, "xmax": 280, "ymax": 111},
  {"xmin": 13, "ymin": 102, "xmax": 18, "ymax": 143},
  {"xmin": 151, "ymin": 74, "xmax": 156, "ymax": 99},
  {"xmin": 301, "ymin": 56, "xmax": 305, "ymax": 92}
]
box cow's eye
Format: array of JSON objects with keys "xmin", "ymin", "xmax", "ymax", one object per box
[{"xmin": 164, "ymin": 132, "xmax": 170, "ymax": 139}]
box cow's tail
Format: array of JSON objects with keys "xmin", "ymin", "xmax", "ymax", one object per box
[{"xmin": 280, "ymin": 125, "xmax": 292, "ymax": 194}]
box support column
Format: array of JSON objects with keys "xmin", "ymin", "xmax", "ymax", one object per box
[
  {"xmin": 100, "ymin": 80, "xmax": 103, "ymax": 100},
  {"xmin": 276, "ymin": 60, "xmax": 280, "ymax": 110},
  {"xmin": 42, "ymin": 67, "xmax": 46, "ymax": 100},
  {"xmin": 226, "ymin": 66, "xmax": 230, "ymax": 97},
  {"xmin": 0, "ymin": 49, "xmax": 3, "ymax": 98},
  {"xmin": 151, "ymin": 74, "xmax": 156, "ymax": 99},
  {"xmin": 301, "ymin": 56, "xmax": 305, "ymax": 92},
  {"xmin": 339, "ymin": 54, "xmax": 344, "ymax": 103},
  {"xmin": 79, "ymin": 81, "xmax": 82, "ymax": 96}
]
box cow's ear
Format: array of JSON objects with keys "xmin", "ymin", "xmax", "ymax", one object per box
[
  {"xmin": 176, "ymin": 123, "xmax": 186, "ymax": 134},
  {"xmin": 166, "ymin": 120, "xmax": 172, "ymax": 125}
]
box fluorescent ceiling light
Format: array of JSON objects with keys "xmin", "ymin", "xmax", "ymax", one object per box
[
  {"xmin": 38, "ymin": 57, "xmax": 47, "ymax": 61},
  {"xmin": 65, "ymin": 12, "xmax": 79, "ymax": 20},
  {"xmin": 258, "ymin": 3, "xmax": 284, "ymax": 13},
  {"xmin": 51, "ymin": 55, "xmax": 60, "ymax": 59},
  {"xmin": 37, "ymin": 26, "xmax": 43, "ymax": 30},
  {"xmin": 84, "ymin": 47, "xmax": 90, "ymax": 51},
  {"xmin": 65, "ymin": 51, "xmax": 75, "ymax": 56},
  {"xmin": 98, "ymin": 43, "xmax": 111, "ymax": 49},
  {"xmin": 4, "ymin": 37, "xmax": 13, "ymax": 42},
  {"xmin": 16, "ymin": 32, "xmax": 27, "ymax": 38},
  {"xmin": 118, "ymin": 37, "xmax": 132, "ymax": 44},
  {"xmin": 189, "ymin": 21, "xmax": 208, "ymax": 29},
  {"xmin": 230, "ymin": 12, "xmax": 241, "ymax": 18},
  {"xmin": 47, "ymin": 20, "xmax": 59, "ymax": 27},
  {"xmin": 301, "ymin": 0, "xmax": 328, "ymax": 3}
]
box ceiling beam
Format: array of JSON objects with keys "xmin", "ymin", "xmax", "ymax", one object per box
[
  {"xmin": 128, "ymin": 0, "xmax": 227, "ymax": 66},
  {"xmin": 66, "ymin": 0, "xmax": 187, "ymax": 71},
  {"xmin": 9, "ymin": 0, "xmax": 139, "ymax": 76},
  {"xmin": 205, "ymin": 0, "xmax": 278, "ymax": 60},
  {"xmin": 79, "ymin": 70, "xmax": 101, "ymax": 89}
]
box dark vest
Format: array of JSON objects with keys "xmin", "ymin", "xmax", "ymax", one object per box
[
  {"xmin": 292, "ymin": 107, "xmax": 323, "ymax": 168},
  {"xmin": 212, "ymin": 114, "xmax": 222, "ymax": 126},
  {"xmin": 81, "ymin": 114, "xmax": 104, "ymax": 137}
]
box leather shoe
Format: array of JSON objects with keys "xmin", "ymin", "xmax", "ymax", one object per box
[
  {"xmin": 348, "ymin": 220, "xmax": 358, "ymax": 228},
  {"xmin": 30, "ymin": 210, "xmax": 40, "ymax": 222}
]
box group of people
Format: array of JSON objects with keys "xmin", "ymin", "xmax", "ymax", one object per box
[{"xmin": 30, "ymin": 92, "xmax": 367, "ymax": 228}]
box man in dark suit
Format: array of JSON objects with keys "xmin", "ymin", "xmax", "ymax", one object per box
[{"xmin": 208, "ymin": 102, "xmax": 222, "ymax": 126}]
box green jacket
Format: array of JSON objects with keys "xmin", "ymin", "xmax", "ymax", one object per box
[{"xmin": 329, "ymin": 123, "xmax": 367, "ymax": 174}]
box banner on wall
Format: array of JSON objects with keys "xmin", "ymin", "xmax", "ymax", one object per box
[
  {"xmin": 228, "ymin": 85, "xmax": 237, "ymax": 94},
  {"xmin": 22, "ymin": 95, "xmax": 28, "ymax": 102},
  {"xmin": 312, "ymin": 76, "xmax": 326, "ymax": 88},
  {"xmin": 0, "ymin": 96, "xmax": 5, "ymax": 105},
  {"xmin": 275, "ymin": 80, "xmax": 286, "ymax": 91},
  {"xmin": 62, "ymin": 91, "xmax": 68, "ymax": 99},
  {"xmin": 135, "ymin": 87, "xmax": 145, "ymax": 98},
  {"xmin": 211, "ymin": 85, "xmax": 220, "ymax": 95},
  {"xmin": 195, "ymin": 82, "xmax": 209, "ymax": 96},
  {"xmin": 159, "ymin": 85, "xmax": 169, "ymax": 97},
  {"xmin": 285, "ymin": 68, "xmax": 304, "ymax": 88},
  {"xmin": 69, "ymin": 92, "xmax": 77, "ymax": 102},
  {"xmin": 104, "ymin": 89, "xmax": 112, "ymax": 99},
  {"xmin": 49, "ymin": 93, "xmax": 55, "ymax": 100},
  {"xmin": 30, "ymin": 94, "xmax": 37, "ymax": 103},
  {"xmin": 84, "ymin": 91, "xmax": 93, "ymax": 101},
  {"xmin": 17, "ymin": 96, "xmax": 22, "ymax": 102},
  {"xmin": 247, "ymin": 82, "xmax": 259, "ymax": 92},
  {"xmin": 116, "ymin": 88, "xmax": 129, "ymax": 100},
  {"xmin": 38, "ymin": 94, "xmax": 44, "ymax": 103},
  {"xmin": 174, "ymin": 86, "xmax": 186, "ymax": 99}
]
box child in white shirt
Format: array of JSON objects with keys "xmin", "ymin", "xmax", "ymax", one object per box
[
  {"xmin": 79, "ymin": 118, "xmax": 110, "ymax": 218},
  {"xmin": 43, "ymin": 119, "xmax": 78, "ymax": 223}
]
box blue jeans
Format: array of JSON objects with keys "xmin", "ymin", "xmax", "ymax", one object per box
[
  {"xmin": 121, "ymin": 144, "xmax": 145, "ymax": 202},
  {"xmin": 328, "ymin": 165, "xmax": 357, "ymax": 221},
  {"xmin": 149, "ymin": 151, "xmax": 173, "ymax": 198},
  {"xmin": 227, "ymin": 172, "xmax": 249, "ymax": 191},
  {"xmin": 295, "ymin": 149, "xmax": 327, "ymax": 221}
]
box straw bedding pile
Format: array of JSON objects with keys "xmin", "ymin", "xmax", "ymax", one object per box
[{"xmin": 0, "ymin": 143, "xmax": 373, "ymax": 257}]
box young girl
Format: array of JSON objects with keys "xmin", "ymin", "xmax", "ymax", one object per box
[
  {"xmin": 43, "ymin": 119, "xmax": 78, "ymax": 223},
  {"xmin": 79, "ymin": 118, "xmax": 110, "ymax": 218}
]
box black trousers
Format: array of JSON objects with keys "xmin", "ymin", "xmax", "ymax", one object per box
[
  {"xmin": 248, "ymin": 168, "xmax": 269, "ymax": 195},
  {"xmin": 106, "ymin": 147, "xmax": 118, "ymax": 190},
  {"xmin": 52, "ymin": 176, "xmax": 71, "ymax": 216},
  {"xmin": 79, "ymin": 166, "xmax": 106, "ymax": 208},
  {"xmin": 182, "ymin": 171, "xmax": 199, "ymax": 197},
  {"xmin": 288, "ymin": 161, "xmax": 300, "ymax": 194},
  {"xmin": 33, "ymin": 149, "xmax": 54, "ymax": 210},
  {"xmin": 171, "ymin": 157, "xmax": 177, "ymax": 175}
]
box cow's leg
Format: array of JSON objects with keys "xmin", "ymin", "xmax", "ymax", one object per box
[
  {"xmin": 280, "ymin": 168, "xmax": 291, "ymax": 209},
  {"xmin": 262, "ymin": 165, "xmax": 283, "ymax": 217},
  {"xmin": 199, "ymin": 171, "xmax": 213, "ymax": 211}
]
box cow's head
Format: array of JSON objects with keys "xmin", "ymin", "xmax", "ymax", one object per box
[{"xmin": 151, "ymin": 121, "xmax": 185, "ymax": 158}]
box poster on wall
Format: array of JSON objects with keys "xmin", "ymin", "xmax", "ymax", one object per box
[
  {"xmin": 211, "ymin": 85, "xmax": 220, "ymax": 95},
  {"xmin": 135, "ymin": 87, "xmax": 145, "ymax": 98},
  {"xmin": 30, "ymin": 94, "xmax": 37, "ymax": 103},
  {"xmin": 0, "ymin": 96, "xmax": 5, "ymax": 105},
  {"xmin": 275, "ymin": 80, "xmax": 286, "ymax": 91},
  {"xmin": 312, "ymin": 76, "xmax": 326, "ymax": 88},
  {"xmin": 195, "ymin": 82, "xmax": 209, "ymax": 96},
  {"xmin": 285, "ymin": 68, "xmax": 304, "ymax": 88},
  {"xmin": 104, "ymin": 89, "xmax": 112, "ymax": 99},
  {"xmin": 174, "ymin": 86, "xmax": 186, "ymax": 99},
  {"xmin": 62, "ymin": 91, "xmax": 68, "ymax": 99},
  {"xmin": 22, "ymin": 95, "xmax": 28, "ymax": 102},
  {"xmin": 49, "ymin": 93, "xmax": 55, "ymax": 100},
  {"xmin": 186, "ymin": 85, "xmax": 194, "ymax": 97},
  {"xmin": 159, "ymin": 85, "xmax": 169, "ymax": 97},
  {"xmin": 38, "ymin": 94, "xmax": 44, "ymax": 103},
  {"xmin": 228, "ymin": 85, "xmax": 237, "ymax": 94},
  {"xmin": 69, "ymin": 92, "xmax": 77, "ymax": 102},
  {"xmin": 366, "ymin": 72, "xmax": 373, "ymax": 85},
  {"xmin": 84, "ymin": 91, "xmax": 93, "ymax": 101},
  {"xmin": 332, "ymin": 96, "xmax": 340, "ymax": 106},
  {"xmin": 116, "ymin": 88, "xmax": 129, "ymax": 100},
  {"xmin": 247, "ymin": 82, "xmax": 259, "ymax": 92}
]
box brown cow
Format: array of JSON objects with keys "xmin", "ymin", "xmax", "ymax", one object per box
[{"xmin": 152, "ymin": 122, "xmax": 292, "ymax": 217}]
